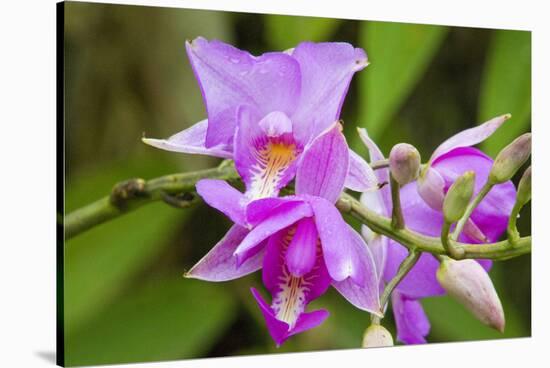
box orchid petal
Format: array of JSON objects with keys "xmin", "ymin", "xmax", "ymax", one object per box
[
  {"xmin": 392, "ymin": 291, "xmax": 430, "ymax": 345},
  {"xmin": 142, "ymin": 119, "xmax": 232, "ymax": 158},
  {"xmin": 358, "ymin": 127, "xmax": 391, "ymax": 211},
  {"xmin": 250, "ymin": 287, "xmax": 292, "ymax": 347},
  {"xmin": 234, "ymin": 106, "xmax": 300, "ymax": 199},
  {"xmin": 185, "ymin": 225, "xmax": 263, "ymax": 281},
  {"xmin": 245, "ymin": 196, "xmax": 302, "ymax": 227},
  {"xmin": 289, "ymin": 309, "xmax": 330, "ymax": 337},
  {"xmin": 385, "ymin": 181, "xmax": 493, "ymax": 299},
  {"xmin": 430, "ymin": 114, "xmax": 510, "ymax": 163},
  {"xmin": 234, "ymin": 201, "xmax": 313, "ymax": 265},
  {"xmin": 285, "ymin": 218, "xmax": 319, "ymax": 277},
  {"xmin": 345, "ymin": 149, "xmax": 379, "ymax": 192},
  {"xmin": 195, "ymin": 179, "xmax": 247, "ymax": 227},
  {"xmin": 310, "ymin": 197, "xmax": 355, "ymax": 282},
  {"xmin": 291, "ymin": 42, "xmax": 368, "ymax": 143},
  {"xmin": 295, "ymin": 123, "xmax": 349, "ymax": 203},
  {"xmin": 417, "ymin": 167, "xmax": 446, "ymax": 211},
  {"xmin": 262, "ymin": 226, "xmax": 332, "ymax": 304},
  {"xmin": 332, "ymin": 225, "xmax": 382, "ymax": 315},
  {"xmin": 186, "ymin": 37, "xmax": 301, "ymax": 147},
  {"xmin": 250, "ymin": 287, "xmax": 329, "ymax": 347},
  {"xmin": 432, "ymin": 146, "xmax": 515, "ymax": 242}
]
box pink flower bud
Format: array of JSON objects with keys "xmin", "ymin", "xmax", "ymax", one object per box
[
  {"xmin": 362, "ymin": 324, "xmax": 394, "ymax": 348},
  {"xmin": 389, "ymin": 143, "xmax": 421, "ymax": 185},
  {"xmin": 489, "ymin": 133, "xmax": 531, "ymax": 184},
  {"xmin": 436, "ymin": 259, "xmax": 505, "ymax": 332}
]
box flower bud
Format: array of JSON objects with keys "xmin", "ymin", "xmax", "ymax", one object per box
[
  {"xmin": 443, "ymin": 171, "xmax": 475, "ymax": 223},
  {"xmin": 362, "ymin": 324, "xmax": 394, "ymax": 348},
  {"xmin": 436, "ymin": 259, "xmax": 505, "ymax": 332},
  {"xmin": 516, "ymin": 166, "xmax": 531, "ymax": 208},
  {"xmin": 489, "ymin": 133, "xmax": 531, "ymax": 184},
  {"xmin": 389, "ymin": 143, "xmax": 421, "ymax": 186}
]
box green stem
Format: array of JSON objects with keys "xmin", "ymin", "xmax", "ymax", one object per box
[
  {"xmin": 372, "ymin": 250, "xmax": 421, "ymax": 324},
  {"xmin": 390, "ymin": 175, "xmax": 404, "ymax": 229},
  {"xmin": 64, "ymin": 166, "xmax": 531, "ymax": 261},
  {"xmin": 336, "ymin": 193, "xmax": 531, "ymax": 261},
  {"xmin": 451, "ymin": 182, "xmax": 493, "ymax": 241},
  {"xmin": 507, "ymin": 201, "xmax": 523, "ymax": 244},
  {"xmin": 441, "ymin": 221, "xmax": 464, "ymax": 259},
  {"xmin": 64, "ymin": 161, "xmax": 239, "ymax": 239}
]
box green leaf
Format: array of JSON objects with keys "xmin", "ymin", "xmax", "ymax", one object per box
[
  {"xmin": 265, "ymin": 14, "xmax": 340, "ymax": 50},
  {"xmin": 64, "ymin": 158, "xmax": 186, "ymax": 336},
  {"xmin": 356, "ymin": 22, "xmax": 447, "ymax": 140},
  {"xmin": 65, "ymin": 277, "xmax": 238, "ymax": 366},
  {"xmin": 479, "ymin": 30, "xmax": 531, "ymax": 157}
]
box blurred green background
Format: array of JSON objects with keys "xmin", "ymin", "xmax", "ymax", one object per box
[{"xmin": 63, "ymin": 2, "xmax": 531, "ymax": 366}]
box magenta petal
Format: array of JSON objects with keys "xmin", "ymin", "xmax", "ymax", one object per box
[
  {"xmin": 195, "ymin": 179, "xmax": 247, "ymax": 227},
  {"xmin": 250, "ymin": 287, "xmax": 291, "ymax": 346},
  {"xmin": 332, "ymin": 226, "xmax": 381, "ymax": 315},
  {"xmin": 262, "ymin": 226, "xmax": 331, "ymax": 303},
  {"xmin": 186, "ymin": 225, "xmax": 263, "ymax": 281},
  {"xmin": 392, "ymin": 291, "xmax": 430, "ymax": 345},
  {"xmin": 295, "ymin": 123, "xmax": 349, "ymax": 202},
  {"xmin": 310, "ymin": 197, "xmax": 354, "ymax": 282},
  {"xmin": 430, "ymin": 114, "xmax": 509, "ymax": 163},
  {"xmin": 245, "ymin": 196, "xmax": 302, "ymax": 227},
  {"xmin": 291, "ymin": 42, "xmax": 368, "ymax": 143},
  {"xmin": 417, "ymin": 167, "xmax": 446, "ymax": 211},
  {"xmin": 289, "ymin": 309, "xmax": 330, "ymax": 337},
  {"xmin": 345, "ymin": 149, "xmax": 379, "ymax": 192},
  {"xmin": 285, "ymin": 218, "xmax": 318, "ymax": 277},
  {"xmin": 432, "ymin": 147, "xmax": 516, "ymax": 242},
  {"xmin": 234, "ymin": 201, "xmax": 313, "ymax": 265},
  {"xmin": 142, "ymin": 119, "xmax": 232, "ymax": 158}
]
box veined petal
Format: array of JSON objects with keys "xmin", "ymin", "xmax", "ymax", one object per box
[
  {"xmin": 310, "ymin": 197, "xmax": 355, "ymax": 282},
  {"xmin": 262, "ymin": 226, "xmax": 331, "ymax": 330},
  {"xmin": 195, "ymin": 179, "xmax": 247, "ymax": 227},
  {"xmin": 185, "ymin": 225, "xmax": 263, "ymax": 281},
  {"xmin": 430, "ymin": 114, "xmax": 510, "ymax": 163},
  {"xmin": 245, "ymin": 196, "xmax": 302, "ymax": 227},
  {"xmin": 250, "ymin": 287, "xmax": 329, "ymax": 347},
  {"xmin": 250, "ymin": 287, "xmax": 293, "ymax": 347},
  {"xmin": 295, "ymin": 123, "xmax": 349, "ymax": 203},
  {"xmin": 332, "ymin": 225, "xmax": 381, "ymax": 315},
  {"xmin": 142, "ymin": 119, "xmax": 232, "ymax": 158},
  {"xmin": 186, "ymin": 37, "xmax": 301, "ymax": 147},
  {"xmin": 235, "ymin": 107, "xmax": 300, "ymax": 200},
  {"xmin": 392, "ymin": 291, "xmax": 430, "ymax": 345},
  {"xmin": 234, "ymin": 201, "xmax": 313, "ymax": 265},
  {"xmin": 285, "ymin": 218, "xmax": 319, "ymax": 277},
  {"xmin": 345, "ymin": 149, "xmax": 379, "ymax": 192},
  {"xmin": 291, "ymin": 42, "xmax": 368, "ymax": 143}
]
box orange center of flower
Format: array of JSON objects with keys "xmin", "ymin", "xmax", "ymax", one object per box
[{"xmin": 249, "ymin": 141, "xmax": 297, "ymax": 199}]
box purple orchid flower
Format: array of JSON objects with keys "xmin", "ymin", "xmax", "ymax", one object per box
[
  {"xmin": 358, "ymin": 120, "xmax": 516, "ymax": 344},
  {"xmin": 186, "ymin": 123, "xmax": 381, "ymax": 346},
  {"xmin": 143, "ymin": 37, "xmax": 377, "ymax": 200},
  {"xmin": 417, "ymin": 114, "xmax": 511, "ymax": 242}
]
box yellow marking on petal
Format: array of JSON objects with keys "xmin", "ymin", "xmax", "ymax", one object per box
[
  {"xmin": 249, "ymin": 141, "xmax": 297, "ymax": 199},
  {"xmin": 271, "ymin": 226, "xmax": 323, "ymax": 330}
]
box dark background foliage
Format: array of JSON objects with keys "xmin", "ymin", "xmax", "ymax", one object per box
[{"xmin": 63, "ymin": 2, "xmax": 531, "ymax": 366}]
